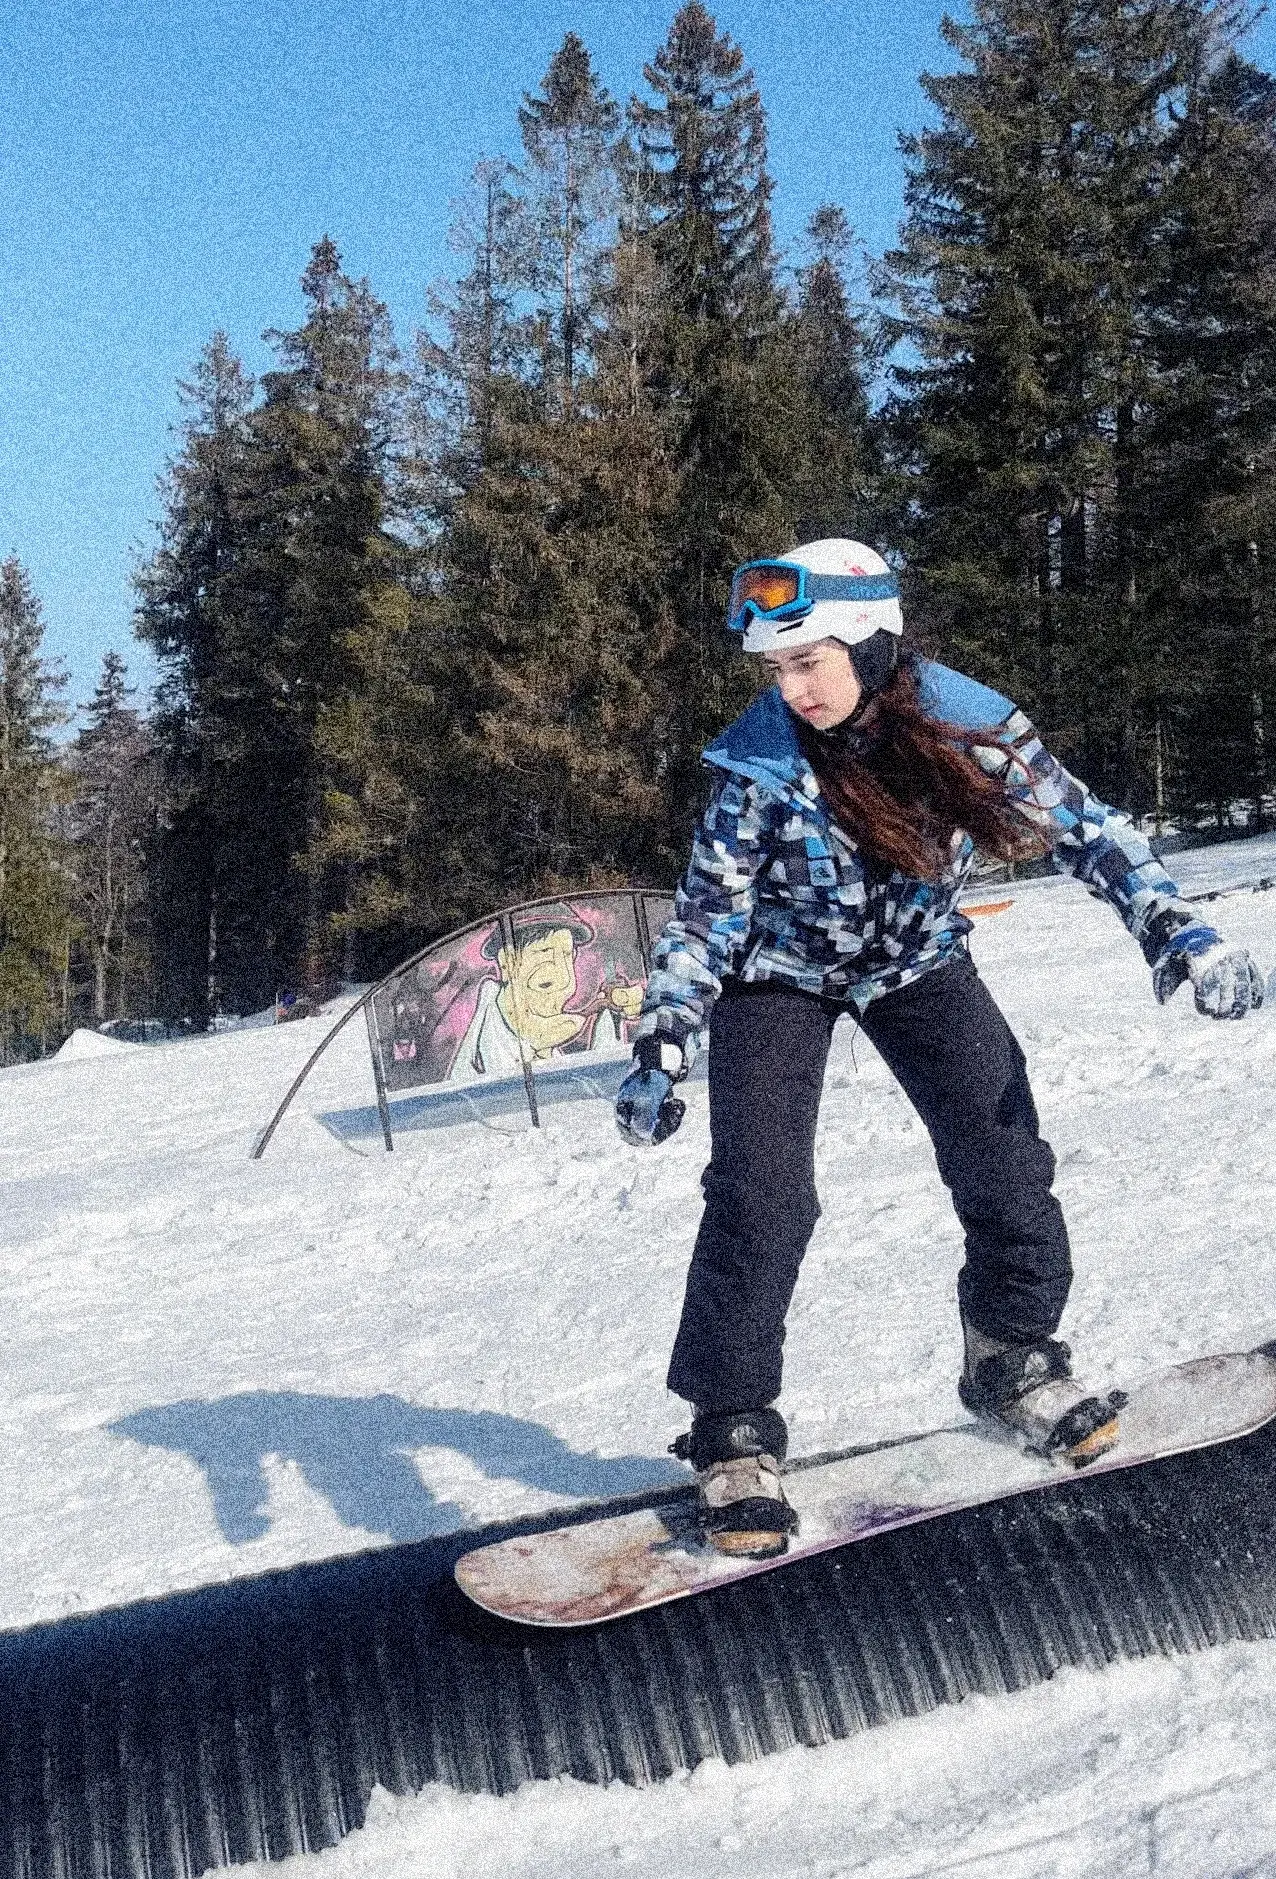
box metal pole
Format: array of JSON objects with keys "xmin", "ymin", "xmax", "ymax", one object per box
[
  {"xmin": 251, "ymin": 989, "xmax": 377, "ymax": 1160},
  {"xmin": 634, "ymin": 892, "xmax": 653, "ymax": 977},
  {"xmin": 499, "ymin": 911, "xmax": 541, "ymax": 1129},
  {"xmin": 364, "ymin": 997, "xmax": 395, "ymax": 1153}
]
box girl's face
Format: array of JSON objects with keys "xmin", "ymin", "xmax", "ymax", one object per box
[{"xmin": 761, "ymin": 640, "xmax": 863, "ymax": 730}]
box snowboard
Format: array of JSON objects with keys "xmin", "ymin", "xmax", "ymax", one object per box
[{"xmin": 455, "ymin": 1347, "xmax": 1276, "ymax": 1628}]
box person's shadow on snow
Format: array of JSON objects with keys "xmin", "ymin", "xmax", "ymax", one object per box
[{"xmin": 110, "ymin": 1394, "xmax": 684, "ymax": 1545}]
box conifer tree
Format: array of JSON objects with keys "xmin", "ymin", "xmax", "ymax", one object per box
[
  {"xmin": 415, "ymin": 159, "xmax": 534, "ymax": 512},
  {"xmin": 301, "ymin": 555, "xmax": 435, "ymax": 979},
  {"xmin": 139, "ymin": 246, "xmax": 405, "ymax": 1010},
  {"xmin": 886, "ymin": 0, "xmax": 1227, "ymax": 805},
  {"xmin": 417, "ymin": 47, "xmax": 678, "ymax": 910},
  {"xmin": 609, "ymin": 136, "xmax": 663, "ymax": 422},
  {"xmin": 408, "ymin": 164, "xmax": 541, "ymax": 924},
  {"xmin": 0, "ymin": 560, "xmax": 70, "ymax": 1058},
  {"xmin": 782, "ymin": 205, "xmax": 882, "ymax": 546},
  {"xmin": 1143, "ymin": 50, "xmax": 1276, "ymax": 830},
  {"xmin": 631, "ymin": 2, "xmax": 775, "ymax": 323},
  {"xmin": 65, "ymin": 652, "xmax": 155, "ymax": 1022},
  {"xmin": 518, "ymin": 32, "xmax": 620, "ymax": 411},
  {"xmin": 251, "ymin": 236, "xmax": 406, "ymax": 987},
  {"xmin": 630, "ymin": 4, "xmax": 792, "ymax": 807},
  {"xmin": 437, "ymin": 382, "xmax": 680, "ymax": 900},
  {"xmin": 135, "ymin": 332, "xmax": 254, "ymax": 1025}
]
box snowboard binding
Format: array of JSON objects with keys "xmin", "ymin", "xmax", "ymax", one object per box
[
  {"xmin": 959, "ymin": 1322, "xmax": 1127, "ymax": 1468},
  {"xmin": 671, "ymin": 1408, "xmax": 800, "ymax": 1559}
]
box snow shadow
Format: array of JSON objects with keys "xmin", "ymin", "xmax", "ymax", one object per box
[
  {"xmin": 320, "ymin": 1052, "xmax": 705, "ymax": 1145},
  {"xmin": 110, "ymin": 1393, "xmax": 684, "ymax": 1545}
]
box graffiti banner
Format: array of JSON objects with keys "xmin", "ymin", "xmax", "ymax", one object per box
[{"xmin": 369, "ymin": 892, "xmax": 674, "ymax": 1096}]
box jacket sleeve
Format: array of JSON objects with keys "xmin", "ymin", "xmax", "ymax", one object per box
[
  {"xmin": 636, "ymin": 774, "xmax": 775, "ymax": 1061},
  {"xmin": 972, "ymin": 707, "xmax": 1197, "ymax": 964}
]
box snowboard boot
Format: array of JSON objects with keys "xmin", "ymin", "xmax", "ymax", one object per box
[
  {"xmin": 959, "ymin": 1316, "xmax": 1127, "ymax": 1467},
  {"xmin": 670, "ymin": 1407, "xmax": 799, "ymax": 1559}
]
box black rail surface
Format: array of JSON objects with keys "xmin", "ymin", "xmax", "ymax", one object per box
[{"xmin": 5, "ymin": 1420, "xmax": 1276, "ymax": 1878}]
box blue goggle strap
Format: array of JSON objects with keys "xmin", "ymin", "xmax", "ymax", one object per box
[{"xmin": 802, "ymin": 570, "xmax": 900, "ymax": 603}]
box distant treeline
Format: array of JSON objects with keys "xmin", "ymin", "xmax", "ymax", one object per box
[{"xmin": 5, "ymin": 0, "xmax": 1276, "ymax": 1045}]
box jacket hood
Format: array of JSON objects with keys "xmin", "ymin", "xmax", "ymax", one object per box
[
  {"xmin": 701, "ymin": 687, "xmax": 821, "ymax": 815},
  {"xmin": 703, "ymin": 661, "xmax": 1018, "ymax": 814}
]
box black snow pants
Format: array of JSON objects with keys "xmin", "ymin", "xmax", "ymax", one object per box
[{"xmin": 666, "ymin": 948, "xmax": 1072, "ymax": 1412}]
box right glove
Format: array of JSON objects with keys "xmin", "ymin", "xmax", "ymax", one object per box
[
  {"xmin": 1151, "ymin": 923, "xmax": 1265, "ymax": 1019},
  {"xmin": 615, "ymin": 1037, "xmax": 687, "ymax": 1147}
]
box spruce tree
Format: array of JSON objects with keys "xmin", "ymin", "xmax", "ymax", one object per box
[
  {"xmin": 1144, "ymin": 50, "xmax": 1276, "ymax": 831},
  {"xmin": 631, "ymin": 2, "xmax": 776, "ymax": 323},
  {"xmin": 252, "ymin": 237, "xmax": 406, "ymax": 987},
  {"xmin": 886, "ymin": 0, "xmax": 1225, "ymax": 805},
  {"xmin": 409, "ymin": 164, "xmax": 540, "ymax": 925},
  {"xmin": 782, "ymin": 205, "xmax": 883, "ymax": 547},
  {"xmin": 139, "ymin": 247, "xmax": 405, "ymax": 1010},
  {"xmin": 417, "ymin": 49, "xmax": 678, "ymax": 910},
  {"xmin": 65, "ymin": 652, "xmax": 156, "ymax": 1023},
  {"xmin": 0, "ymin": 560, "xmax": 70, "ymax": 1058},
  {"xmin": 630, "ymin": 4, "xmax": 792, "ymax": 809},
  {"xmin": 437, "ymin": 382, "xmax": 679, "ymax": 901},
  {"xmin": 135, "ymin": 332, "xmax": 255, "ymax": 1026},
  {"xmin": 415, "ymin": 158, "xmax": 534, "ymax": 513},
  {"xmin": 518, "ymin": 32, "xmax": 620, "ymax": 411}
]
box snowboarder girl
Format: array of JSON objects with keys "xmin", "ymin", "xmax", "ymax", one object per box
[{"xmin": 615, "ymin": 538, "xmax": 1265, "ymax": 1561}]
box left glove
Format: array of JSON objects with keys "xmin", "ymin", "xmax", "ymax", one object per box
[
  {"xmin": 1152, "ymin": 924, "xmax": 1265, "ymax": 1019},
  {"xmin": 615, "ymin": 1036, "xmax": 687, "ymax": 1147}
]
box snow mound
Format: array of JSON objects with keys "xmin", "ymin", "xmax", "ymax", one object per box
[{"xmin": 53, "ymin": 1027, "xmax": 135, "ymax": 1061}]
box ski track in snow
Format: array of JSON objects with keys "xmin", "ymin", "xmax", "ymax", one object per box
[{"xmin": 3, "ymin": 831, "xmax": 1276, "ymax": 1874}]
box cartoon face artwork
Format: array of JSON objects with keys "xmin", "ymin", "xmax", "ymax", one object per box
[
  {"xmin": 498, "ymin": 925, "xmax": 586, "ymax": 1054},
  {"xmin": 455, "ymin": 923, "xmax": 589, "ymax": 1079}
]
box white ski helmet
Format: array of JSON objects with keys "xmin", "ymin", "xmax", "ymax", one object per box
[{"xmin": 727, "ymin": 539, "xmax": 903, "ymax": 654}]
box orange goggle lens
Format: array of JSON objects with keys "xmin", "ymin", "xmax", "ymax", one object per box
[{"xmin": 730, "ymin": 566, "xmax": 802, "ymax": 618}]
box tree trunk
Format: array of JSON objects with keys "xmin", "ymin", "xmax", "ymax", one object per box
[
  {"xmin": 1035, "ymin": 511, "xmax": 1056, "ymax": 728},
  {"xmin": 1154, "ymin": 703, "xmax": 1165, "ymax": 840},
  {"xmin": 343, "ymin": 859, "xmax": 356, "ymax": 986},
  {"xmin": 206, "ymin": 891, "xmax": 218, "ymax": 1020},
  {"xmin": 1250, "ymin": 542, "xmax": 1267, "ymax": 833},
  {"xmin": 93, "ymin": 945, "xmax": 107, "ymax": 1024}
]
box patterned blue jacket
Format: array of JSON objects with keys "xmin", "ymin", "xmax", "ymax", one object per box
[{"xmin": 638, "ymin": 660, "xmax": 1195, "ymax": 1062}]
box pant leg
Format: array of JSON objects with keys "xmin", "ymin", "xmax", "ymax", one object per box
[
  {"xmin": 858, "ymin": 950, "xmax": 1072, "ymax": 1341},
  {"xmin": 666, "ymin": 983, "xmax": 838, "ymax": 1412}
]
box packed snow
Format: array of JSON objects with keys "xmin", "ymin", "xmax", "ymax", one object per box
[
  {"xmin": 53, "ymin": 1025, "xmax": 136, "ymax": 1061},
  {"xmin": 3, "ymin": 831, "xmax": 1276, "ymax": 1876}
]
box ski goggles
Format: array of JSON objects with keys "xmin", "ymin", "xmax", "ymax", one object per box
[{"xmin": 726, "ymin": 559, "xmax": 900, "ymax": 635}]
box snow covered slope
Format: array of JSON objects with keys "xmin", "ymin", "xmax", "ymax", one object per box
[{"xmin": 3, "ymin": 838, "xmax": 1276, "ymax": 1875}]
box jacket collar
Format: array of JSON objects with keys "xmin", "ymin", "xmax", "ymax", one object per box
[{"xmin": 702, "ymin": 687, "xmax": 823, "ymax": 816}]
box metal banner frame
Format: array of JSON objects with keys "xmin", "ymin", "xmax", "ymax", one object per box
[{"xmin": 251, "ymin": 887, "xmax": 674, "ymax": 1158}]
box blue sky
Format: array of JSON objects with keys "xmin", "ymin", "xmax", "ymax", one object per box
[{"xmin": 3, "ymin": 0, "xmax": 1274, "ymax": 722}]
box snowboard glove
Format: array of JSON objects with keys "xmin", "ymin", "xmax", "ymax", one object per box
[
  {"xmin": 1151, "ymin": 923, "xmax": 1265, "ymax": 1019},
  {"xmin": 615, "ymin": 1036, "xmax": 686, "ymax": 1147}
]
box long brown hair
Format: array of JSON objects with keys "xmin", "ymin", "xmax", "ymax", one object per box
[{"xmin": 796, "ymin": 657, "xmax": 1049, "ymax": 882}]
